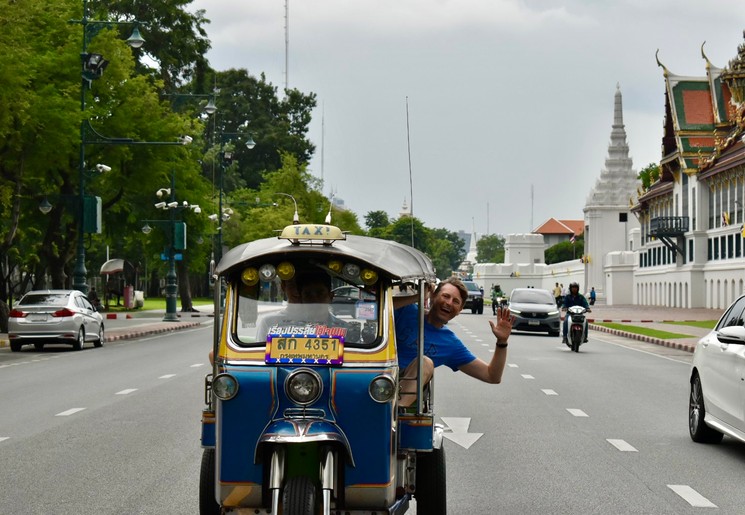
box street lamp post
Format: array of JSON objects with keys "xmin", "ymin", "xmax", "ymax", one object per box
[
  {"xmin": 215, "ymin": 133, "xmax": 256, "ymax": 264},
  {"xmin": 70, "ymin": 0, "xmax": 144, "ymax": 294},
  {"xmin": 142, "ymin": 174, "xmax": 201, "ymax": 322}
]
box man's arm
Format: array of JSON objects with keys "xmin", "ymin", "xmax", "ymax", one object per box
[{"xmin": 459, "ymin": 306, "xmax": 513, "ymax": 384}]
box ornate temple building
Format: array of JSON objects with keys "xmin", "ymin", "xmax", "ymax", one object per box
[{"xmin": 632, "ymin": 36, "xmax": 745, "ymax": 308}]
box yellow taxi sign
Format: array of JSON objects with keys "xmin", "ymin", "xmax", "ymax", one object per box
[{"xmin": 279, "ymin": 224, "xmax": 346, "ymax": 243}]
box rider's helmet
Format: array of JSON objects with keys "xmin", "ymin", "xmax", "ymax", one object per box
[{"xmin": 569, "ymin": 282, "xmax": 580, "ymax": 293}]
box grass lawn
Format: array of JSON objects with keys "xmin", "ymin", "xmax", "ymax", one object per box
[
  {"xmin": 592, "ymin": 322, "xmax": 693, "ymax": 340},
  {"xmin": 662, "ymin": 320, "xmax": 717, "ymax": 330},
  {"xmin": 104, "ymin": 297, "xmax": 213, "ymax": 312}
]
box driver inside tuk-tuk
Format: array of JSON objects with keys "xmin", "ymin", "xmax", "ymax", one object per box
[
  {"xmin": 395, "ymin": 277, "xmax": 514, "ymax": 406},
  {"xmin": 254, "ymin": 270, "xmax": 348, "ymax": 342}
]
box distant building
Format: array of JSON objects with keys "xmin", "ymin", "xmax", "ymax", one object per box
[
  {"xmin": 399, "ymin": 198, "xmax": 412, "ymax": 218},
  {"xmin": 532, "ymin": 218, "xmax": 584, "ymax": 248}
]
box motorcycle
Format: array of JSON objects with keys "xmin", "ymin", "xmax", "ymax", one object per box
[
  {"xmin": 565, "ymin": 305, "xmax": 590, "ymax": 352},
  {"xmin": 491, "ymin": 295, "xmax": 508, "ymax": 315}
]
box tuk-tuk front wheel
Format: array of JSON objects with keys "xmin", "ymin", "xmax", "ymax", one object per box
[
  {"xmin": 415, "ymin": 446, "xmax": 446, "ymax": 514},
  {"xmin": 282, "ymin": 476, "xmax": 317, "ymax": 515},
  {"xmin": 199, "ymin": 449, "xmax": 220, "ymax": 515}
]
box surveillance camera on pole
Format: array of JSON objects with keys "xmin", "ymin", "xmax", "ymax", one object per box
[{"xmin": 95, "ymin": 163, "xmax": 111, "ymax": 173}]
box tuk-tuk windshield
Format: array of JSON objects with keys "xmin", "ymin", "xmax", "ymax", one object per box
[{"xmin": 232, "ymin": 264, "xmax": 381, "ymax": 348}]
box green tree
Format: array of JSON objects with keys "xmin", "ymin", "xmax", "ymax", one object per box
[
  {"xmin": 638, "ymin": 162, "xmax": 660, "ymax": 190},
  {"xmin": 221, "ymin": 153, "xmax": 363, "ymax": 247},
  {"xmin": 364, "ymin": 210, "xmax": 390, "ymax": 238},
  {"xmin": 202, "ymin": 69, "xmax": 317, "ymax": 193},
  {"xmin": 427, "ymin": 228, "xmax": 465, "ymax": 278},
  {"xmin": 476, "ymin": 234, "xmax": 506, "ymax": 263},
  {"xmin": 101, "ymin": 0, "xmax": 212, "ymax": 90},
  {"xmin": 545, "ymin": 236, "xmax": 584, "ymax": 264},
  {"xmin": 0, "ymin": 0, "xmax": 209, "ymax": 303}
]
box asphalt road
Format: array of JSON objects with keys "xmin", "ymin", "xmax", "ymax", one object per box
[{"xmin": 2, "ymin": 314, "xmax": 745, "ymax": 514}]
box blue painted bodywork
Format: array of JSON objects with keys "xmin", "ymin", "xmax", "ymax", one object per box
[{"xmin": 215, "ymin": 364, "xmax": 396, "ymax": 489}]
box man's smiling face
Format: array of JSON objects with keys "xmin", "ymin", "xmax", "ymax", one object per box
[{"xmin": 427, "ymin": 283, "xmax": 464, "ymax": 327}]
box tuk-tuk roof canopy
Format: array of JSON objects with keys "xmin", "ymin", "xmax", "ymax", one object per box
[{"xmin": 216, "ymin": 227, "xmax": 436, "ymax": 284}]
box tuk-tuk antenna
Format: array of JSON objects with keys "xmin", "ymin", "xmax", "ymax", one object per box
[
  {"xmin": 276, "ymin": 192, "xmax": 299, "ymax": 224},
  {"xmin": 325, "ymin": 193, "xmax": 334, "ymax": 224}
]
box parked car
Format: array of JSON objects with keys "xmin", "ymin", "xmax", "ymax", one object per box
[
  {"xmin": 7, "ymin": 290, "xmax": 105, "ymax": 352},
  {"xmin": 689, "ymin": 295, "xmax": 745, "ymax": 445},
  {"xmin": 462, "ymin": 280, "xmax": 484, "ymax": 314},
  {"xmin": 507, "ymin": 288, "xmax": 561, "ymax": 336},
  {"xmin": 331, "ymin": 285, "xmax": 375, "ymax": 316}
]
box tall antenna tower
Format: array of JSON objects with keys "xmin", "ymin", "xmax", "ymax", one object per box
[
  {"xmin": 321, "ymin": 103, "xmax": 325, "ymax": 185},
  {"xmin": 284, "ymin": 0, "xmax": 289, "ymax": 91},
  {"xmin": 530, "ymin": 184, "xmax": 534, "ymax": 232}
]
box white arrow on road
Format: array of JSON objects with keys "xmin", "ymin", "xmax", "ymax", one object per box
[{"xmin": 440, "ymin": 417, "xmax": 483, "ymax": 449}]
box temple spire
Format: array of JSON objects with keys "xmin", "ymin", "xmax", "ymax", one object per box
[{"xmin": 613, "ymin": 83, "xmax": 624, "ymax": 129}]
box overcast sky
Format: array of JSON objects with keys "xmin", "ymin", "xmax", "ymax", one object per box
[{"xmin": 189, "ymin": 0, "xmax": 745, "ymax": 237}]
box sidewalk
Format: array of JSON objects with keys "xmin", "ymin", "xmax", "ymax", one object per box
[
  {"xmin": 0, "ymin": 310, "xmax": 211, "ymax": 349},
  {"xmin": 585, "ymin": 304, "xmax": 722, "ymax": 353}
]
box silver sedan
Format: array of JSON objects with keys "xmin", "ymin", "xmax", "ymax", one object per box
[{"xmin": 8, "ymin": 289, "xmax": 105, "ymax": 352}]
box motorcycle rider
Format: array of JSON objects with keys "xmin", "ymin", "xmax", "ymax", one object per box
[
  {"xmin": 491, "ymin": 284, "xmax": 504, "ymax": 315},
  {"xmin": 561, "ymin": 282, "xmax": 590, "ymax": 344}
]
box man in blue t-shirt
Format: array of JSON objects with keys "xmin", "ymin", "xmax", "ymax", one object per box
[{"xmin": 394, "ymin": 277, "xmax": 514, "ymax": 406}]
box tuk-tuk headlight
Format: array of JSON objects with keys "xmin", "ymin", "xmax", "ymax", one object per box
[
  {"xmin": 285, "ymin": 369, "xmax": 322, "ymax": 406},
  {"xmin": 369, "ymin": 375, "xmax": 395, "ymax": 403},
  {"xmin": 259, "ymin": 264, "xmax": 277, "ymax": 281},
  {"xmin": 242, "ymin": 268, "xmax": 259, "ymax": 286},
  {"xmin": 342, "ymin": 263, "xmax": 360, "ymax": 279},
  {"xmin": 327, "ymin": 260, "xmax": 343, "ymax": 273},
  {"xmin": 277, "ymin": 261, "xmax": 295, "ymax": 280},
  {"xmin": 212, "ymin": 374, "xmax": 239, "ymax": 400},
  {"xmin": 360, "ymin": 268, "xmax": 378, "ymax": 286}
]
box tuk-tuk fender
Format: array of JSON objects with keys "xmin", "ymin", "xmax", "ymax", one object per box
[{"xmin": 257, "ymin": 419, "xmax": 355, "ymax": 467}]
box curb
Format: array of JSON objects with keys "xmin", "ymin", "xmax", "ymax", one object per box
[
  {"xmin": 104, "ymin": 321, "xmax": 204, "ymax": 342},
  {"xmin": 0, "ymin": 321, "xmax": 206, "ymax": 348},
  {"xmin": 589, "ymin": 323, "xmax": 696, "ymax": 353}
]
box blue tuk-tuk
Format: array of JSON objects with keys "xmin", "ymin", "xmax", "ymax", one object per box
[{"xmin": 200, "ymin": 222, "xmax": 445, "ymax": 514}]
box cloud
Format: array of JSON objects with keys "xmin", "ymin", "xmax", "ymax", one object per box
[{"xmin": 191, "ymin": 0, "xmax": 745, "ymax": 236}]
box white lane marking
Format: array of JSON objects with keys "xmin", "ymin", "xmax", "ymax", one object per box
[
  {"xmin": 159, "ymin": 374, "xmax": 176, "ymax": 379},
  {"xmin": 481, "ymin": 343, "xmax": 489, "ymax": 347},
  {"xmin": 521, "ymin": 374, "xmax": 535, "ymax": 379},
  {"xmin": 0, "ymin": 355, "xmax": 62, "ymax": 369},
  {"xmin": 567, "ymin": 409, "xmax": 588, "ymax": 417},
  {"xmin": 596, "ymin": 336, "xmax": 691, "ymax": 365},
  {"xmin": 440, "ymin": 417, "xmax": 483, "ymax": 449},
  {"xmin": 0, "ymin": 437, "xmax": 9, "ymax": 443},
  {"xmin": 56, "ymin": 408, "xmax": 86, "ymax": 417},
  {"xmin": 475, "ymin": 339, "xmax": 483, "ymax": 342},
  {"xmin": 190, "ymin": 363, "xmax": 205, "ymax": 368},
  {"xmin": 116, "ymin": 389, "xmax": 138, "ymax": 395},
  {"xmin": 667, "ymin": 485, "xmax": 717, "ymax": 508},
  {"xmin": 508, "ymin": 363, "xmax": 519, "ymax": 368},
  {"xmin": 541, "ymin": 389, "xmax": 558, "ymax": 396},
  {"xmin": 607, "ymin": 439, "xmax": 637, "ymax": 452}
]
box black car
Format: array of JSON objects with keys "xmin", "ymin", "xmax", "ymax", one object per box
[
  {"xmin": 508, "ymin": 288, "xmax": 561, "ymax": 336},
  {"xmin": 462, "ymin": 281, "xmax": 484, "ymax": 314},
  {"xmin": 331, "ymin": 286, "xmax": 375, "ymax": 316}
]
